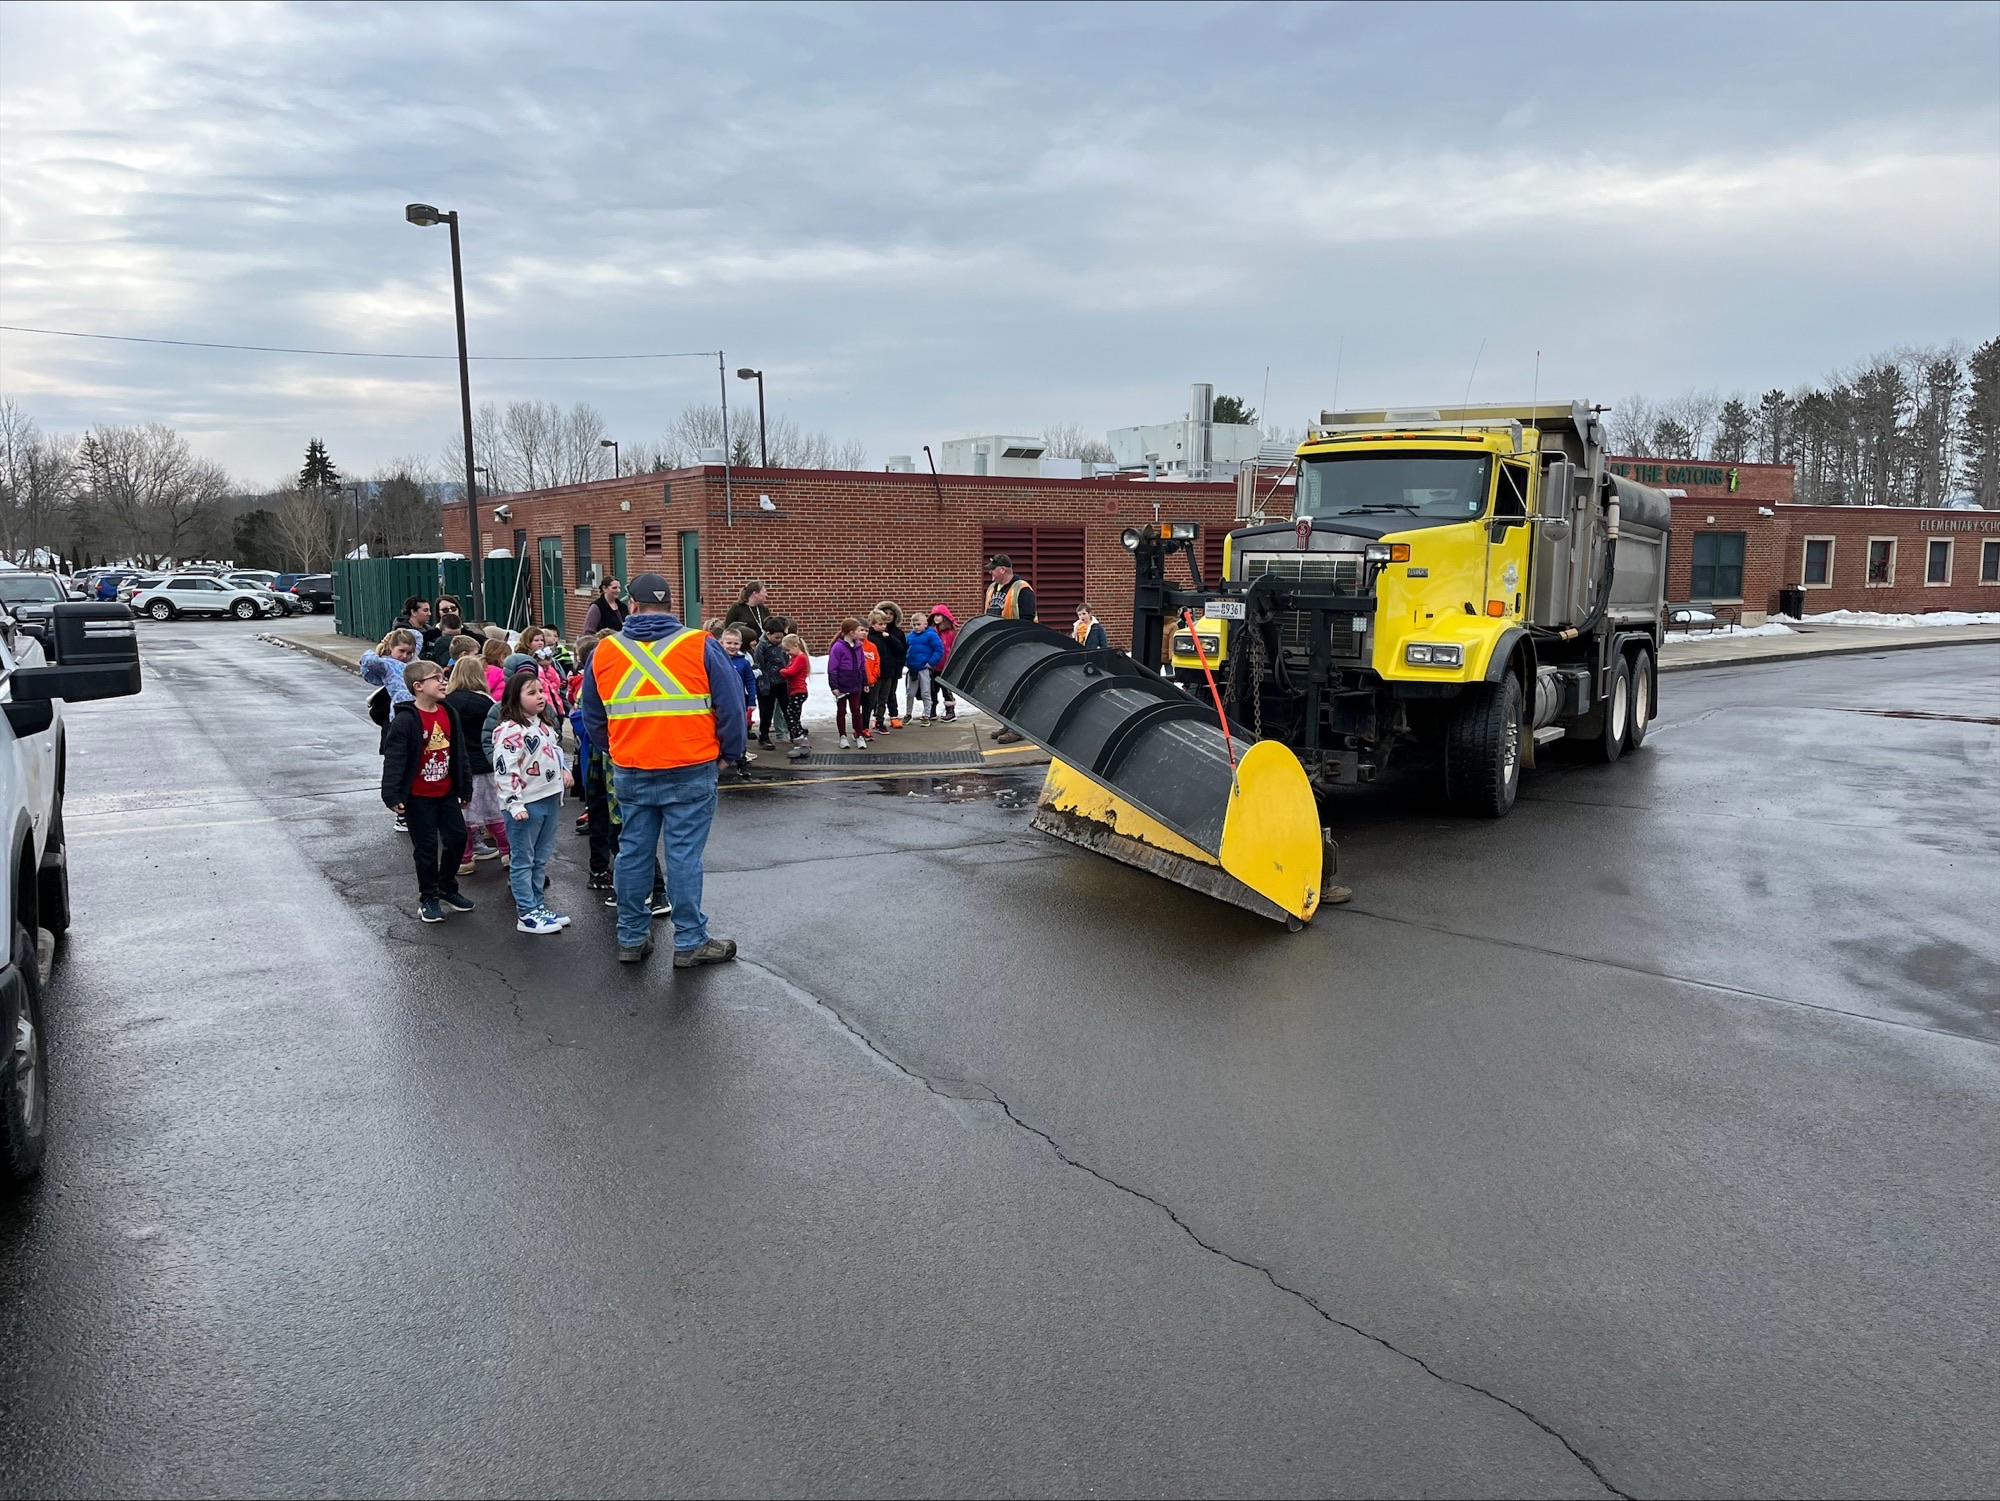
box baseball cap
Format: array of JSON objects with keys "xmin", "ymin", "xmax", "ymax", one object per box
[{"xmin": 628, "ymin": 572, "xmax": 672, "ymax": 605}]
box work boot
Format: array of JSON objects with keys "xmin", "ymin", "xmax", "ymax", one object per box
[
  {"xmin": 617, "ymin": 936, "xmax": 655, "ymax": 964},
  {"xmin": 673, "ymin": 937, "xmax": 738, "ymax": 969},
  {"xmin": 1323, "ymin": 885, "xmax": 1353, "ymax": 905},
  {"xmin": 992, "ymin": 727, "xmax": 1023, "ymax": 744}
]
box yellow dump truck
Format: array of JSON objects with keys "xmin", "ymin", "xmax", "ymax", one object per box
[{"xmin": 940, "ymin": 401, "xmax": 1670, "ymax": 927}]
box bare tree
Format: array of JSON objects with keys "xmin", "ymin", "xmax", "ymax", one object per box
[
  {"xmin": 77, "ymin": 422, "xmax": 231, "ymax": 564},
  {"xmin": 265, "ymin": 485, "xmax": 342, "ymax": 571},
  {"xmin": 552, "ymin": 403, "xmax": 610, "ymax": 483},
  {"xmin": 1042, "ymin": 422, "xmax": 1115, "ymax": 465},
  {"xmin": 440, "ymin": 401, "xmax": 511, "ymax": 497},
  {"xmin": 1607, "ymin": 396, "xmax": 1656, "ymax": 455},
  {"xmin": 1652, "ymin": 390, "xmax": 1721, "ymax": 458},
  {"xmin": 0, "ymin": 399, "xmax": 77, "ymax": 564}
]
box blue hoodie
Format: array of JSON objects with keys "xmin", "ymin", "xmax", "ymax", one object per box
[
  {"xmin": 904, "ymin": 627, "xmax": 944, "ymax": 674},
  {"xmin": 360, "ymin": 650, "xmax": 413, "ymax": 705},
  {"xmin": 578, "ymin": 612, "xmax": 747, "ymax": 765}
]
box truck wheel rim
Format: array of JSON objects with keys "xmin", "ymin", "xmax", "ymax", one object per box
[
  {"xmin": 1613, "ymin": 676, "xmax": 1629, "ymax": 740},
  {"xmin": 1503, "ymin": 714, "xmax": 1520, "ymax": 784},
  {"xmin": 1633, "ymin": 666, "xmax": 1649, "ymax": 730},
  {"xmin": 12, "ymin": 1011, "xmax": 39, "ymax": 1135}
]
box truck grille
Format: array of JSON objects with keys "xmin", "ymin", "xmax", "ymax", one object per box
[{"xmin": 1239, "ymin": 552, "xmax": 1368, "ymax": 662}]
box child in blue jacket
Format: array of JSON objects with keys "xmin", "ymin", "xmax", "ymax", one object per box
[
  {"xmin": 720, "ymin": 627, "xmax": 760, "ymax": 764},
  {"xmin": 903, "ymin": 613, "xmax": 943, "ymax": 723}
]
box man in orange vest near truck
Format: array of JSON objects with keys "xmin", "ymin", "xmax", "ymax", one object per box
[
  {"xmin": 579, "ymin": 572, "xmax": 746, "ymax": 968},
  {"xmin": 984, "ymin": 554, "xmax": 1036, "ymax": 744}
]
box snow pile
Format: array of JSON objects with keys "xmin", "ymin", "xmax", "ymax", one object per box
[
  {"xmin": 1665, "ymin": 621, "xmax": 1798, "ymax": 643},
  {"xmin": 1792, "ymin": 608, "xmax": 2000, "ymax": 629}
]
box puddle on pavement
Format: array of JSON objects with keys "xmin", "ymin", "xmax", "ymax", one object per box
[{"xmin": 870, "ymin": 774, "xmax": 1036, "ymax": 809}]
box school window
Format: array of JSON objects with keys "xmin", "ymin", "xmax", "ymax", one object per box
[
  {"xmin": 1866, "ymin": 538, "xmax": 1895, "ymax": 585},
  {"xmin": 574, "ymin": 525, "xmax": 592, "ymax": 586},
  {"xmin": 642, "ymin": 520, "xmax": 662, "ymax": 555},
  {"xmin": 1801, "ymin": 536, "xmax": 1833, "ymax": 587},
  {"xmin": 1925, "ymin": 537, "xmax": 1951, "ymax": 585},
  {"xmin": 1689, "ymin": 531, "xmax": 1745, "ymax": 601},
  {"xmin": 1982, "ymin": 538, "xmax": 2000, "ymax": 584}
]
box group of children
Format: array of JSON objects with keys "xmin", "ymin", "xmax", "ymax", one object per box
[
  {"xmin": 361, "ymin": 591, "xmax": 968, "ymax": 924},
  {"xmin": 821, "ymin": 601, "xmax": 960, "ymax": 751}
]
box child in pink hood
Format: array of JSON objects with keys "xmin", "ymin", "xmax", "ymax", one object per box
[{"xmin": 928, "ymin": 605, "xmax": 959, "ymax": 722}]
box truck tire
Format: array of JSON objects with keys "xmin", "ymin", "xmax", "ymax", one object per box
[
  {"xmin": 2, "ymin": 923, "xmax": 48, "ymax": 1185},
  {"xmin": 38, "ymin": 800, "xmax": 70, "ymax": 939},
  {"xmin": 1589, "ymin": 654, "xmax": 1631, "ymax": 762},
  {"xmin": 1446, "ymin": 674, "xmax": 1522, "ymax": 818},
  {"xmin": 1626, "ymin": 648, "xmax": 1653, "ymax": 752}
]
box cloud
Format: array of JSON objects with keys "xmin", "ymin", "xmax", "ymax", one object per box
[{"xmin": 0, "ymin": 1, "xmax": 1994, "ymax": 480}]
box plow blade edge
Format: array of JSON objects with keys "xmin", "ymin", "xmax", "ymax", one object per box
[{"xmin": 940, "ymin": 616, "xmax": 1327, "ymax": 925}]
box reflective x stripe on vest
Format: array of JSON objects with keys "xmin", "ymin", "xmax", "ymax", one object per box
[
  {"xmin": 987, "ymin": 578, "xmax": 1029, "ymax": 619},
  {"xmin": 602, "ymin": 630, "xmax": 711, "ymax": 721}
]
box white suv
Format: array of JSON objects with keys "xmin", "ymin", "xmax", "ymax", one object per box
[
  {"xmin": 3, "ymin": 600, "xmax": 143, "ymax": 1184},
  {"xmin": 130, "ymin": 574, "xmax": 278, "ymax": 622}
]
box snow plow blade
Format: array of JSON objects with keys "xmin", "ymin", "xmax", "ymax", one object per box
[{"xmin": 941, "ymin": 616, "xmax": 1330, "ymax": 926}]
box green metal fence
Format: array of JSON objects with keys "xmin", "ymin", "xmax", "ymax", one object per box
[{"xmin": 334, "ymin": 557, "xmax": 476, "ymax": 641}]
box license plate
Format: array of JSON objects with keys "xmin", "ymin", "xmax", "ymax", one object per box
[{"xmin": 1206, "ymin": 599, "xmax": 1246, "ymax": 620}]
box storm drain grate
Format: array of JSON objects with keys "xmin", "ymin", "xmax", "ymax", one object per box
[{"xmin": 794, "ymin": 751, "xmax": 984, "ymax": 768}]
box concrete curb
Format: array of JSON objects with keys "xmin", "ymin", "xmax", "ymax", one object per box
[
  {"xmin": 1659, "ymin": 632, "xmax": 2000, "ymax": 673},
  {"xmin": 260, "ymin": 632, "xmax": 363, "ymax": 675}
]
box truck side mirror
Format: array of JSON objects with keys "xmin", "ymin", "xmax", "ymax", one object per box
[{"xmin": 1538, "ymin": 518, "xmax": 1572, "ymax": 541}]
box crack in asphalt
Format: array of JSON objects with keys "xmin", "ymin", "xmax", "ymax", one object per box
[
  {"xmin": 740, "ymin": 957, "xmax": 1632, "ymax": 1500},
  {"xmin": 1340, "ymin": 906, "xmax": 1998, "ymax": 1049},
  {"xmin": 711, "ymin": 833, "xmax": 1027, "ymax": 876}
]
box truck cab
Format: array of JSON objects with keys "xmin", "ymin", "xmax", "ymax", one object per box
[
  {"xmin": 1160, "ymin": 400, "xmax": 1670, "ymax": 814},
  {"xmin": 1, "ymin": 601, "xmax": 142, "ymax": 1185}
]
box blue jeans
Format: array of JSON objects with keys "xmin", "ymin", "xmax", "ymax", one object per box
[
  {"xmin": 613, "ymin": 762, "xmax": 718, "ymax": 951},
  {"xmin": 507, "ymin": 795, "xmax": 560, "ymax": 917}
]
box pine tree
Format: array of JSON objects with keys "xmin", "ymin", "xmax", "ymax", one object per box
[
  {"xmin": 1212, "ymin": 395, "xmax": 1257, "ymax": 426},
  {"xmin": 1712, "ymin": 398, "xmax": 1755, "ymax": 462},
  {"xmin": 300, "ymin": 438, "xmax": 339, "ymax": 493},
  {"xmin": 1961, "ymin": 337, "xmax": 2000, "ymax": 509}
]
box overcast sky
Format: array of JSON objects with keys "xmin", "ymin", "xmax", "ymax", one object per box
[{"xmin": 2, "ymin": 1, "xmax": 1996, "ymax": 484}]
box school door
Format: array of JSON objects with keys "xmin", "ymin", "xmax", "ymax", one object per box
[
  {"xmin": 538, "ymin": 536, "xmax": 565, "ymax": 633},
  {"xmin": 679, "ymin": 531, "xmax": 701, "ymax": 622}
]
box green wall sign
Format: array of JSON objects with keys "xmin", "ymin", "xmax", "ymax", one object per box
[{"xmin": 1611, "ymin": 462, "xmax": 1740, "ymax": 491}]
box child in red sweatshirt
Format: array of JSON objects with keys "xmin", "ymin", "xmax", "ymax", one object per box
[{"xmin": 779, "ymin": 632, "xmax": 811, "ymax": 761}]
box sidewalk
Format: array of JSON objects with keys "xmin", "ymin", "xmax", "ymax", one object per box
[
  {"xmin": 258, "ymin": 625, "xmax": 1049, "ymax": 775},
  {"xmin": 1658, "ymin": 622, "xmax": 2000, "ymax": 672}
]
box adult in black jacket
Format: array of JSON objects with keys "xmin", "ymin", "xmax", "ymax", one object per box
[
  {"xmin": 380, "ymin": 659, "xmax": 476, "ymax": 920},
  {"xmin": 582, "ymin": 578, "xmax": 630, "ymax": 637}
]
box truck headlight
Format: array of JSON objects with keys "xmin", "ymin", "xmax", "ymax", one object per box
[
  {"xmin": 1365, "ymin": 543, "xmax": 1412, "ymax": 564},
  {"xmin": 1405, "ymin": 643, "xmax": 1463, "ymax": 667}
]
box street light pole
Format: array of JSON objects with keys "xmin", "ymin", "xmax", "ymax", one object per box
[
  {"xmin": 346, "ymin": 483, "xmax": 363, "ymax": 560},
  {"xmin": 406, "ymin": 202, "xmax": 484, "ymax": 619},
  {"xmin": 736, "ymin": 367, "xmax": 767, "ymax": 467},
  {"xmin": 600, "ymin": 437, "xmax": 619, "ymax": 478}
]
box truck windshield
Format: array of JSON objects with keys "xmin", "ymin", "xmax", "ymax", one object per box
[
  {"xmin": 0, "ymin": 576, "xmax": 65, "ymax": 603},
  {"xmin": 1296, "ymin": 453, "xmax": 1492, "ymax": 521}
]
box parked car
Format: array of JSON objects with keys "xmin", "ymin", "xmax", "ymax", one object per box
[
  {"xmin": 116, "ymin": 576, "xmax": 165, "ymax": 604},
  {"xmin": 272, "ymin": 572, "xmax": 314, "ymax": 593},
  {"xmin": 225, "ymin": 573, "xmax": 301, "ymax": 615},
  {"xmin": 91, "ymin": 572, "xmax": 141, "ymax": 602},
  {"xmin": 129, "ymin": 575, "xmax": 280, "ymax": 621},
  {"xmin": 289, "ymin": 575, "xmax": 335, "ymax": 613},
  {"xmin": 0, "ymin": 576, "xmax": 79, "ymax": 633}
]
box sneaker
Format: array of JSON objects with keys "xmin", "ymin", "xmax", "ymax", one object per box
[
  {"xmin": 757, "ymin": 737, "xmax": 774, "ymax": 749},
  {"xmin": 838, "ymin": 735, "xmax": 851, "ymax": 748},
  {"xmin": 457, "ymin": 858, "xmax": 476, "ymax": 877},
  {"xmin": 438, "ymin": 891, "xmax": 475, "ymax": 914},
  {"xmin": 574, "ymin": 812, "xmax": 590, "ymax": 834},
  {"xmin": 419, "ymin": 897, "xmax": 444, "ymax": 923},
  {"xmin": 856, "ymin": 735, "xmax": 871, "ymax": 749},
  {"xmin": 649, "ymin": 893, "xmax": 673, "ymax": 918},
  {"xmin": 891, "ymin": 717, "xmax": 903, "ymax": 729},
  {"xmin": 516, "ymin": 911, "xmax": 562, "ymax": 935},
  {"xmin": 740, "ymin": 749, "xmax": 757, "ymax": 764},
  {"xmin": 787, "ymin": 743, "xmax": 809, "ymax": 761},
  {"xmin": 673, "ymin": 937, "xmax": 738, "ymax": 969},
  {"xmin": 617, "ymin": 936, "xmax": 655, "ymax": 963},
  {"xmin": 394, "ymin": 812, "xmax": 409, "ymax": 832},
  {"xmin": 540, "ymin": 907, "xmax": 572, "ymax": 929},
  {"xmin": 603, "ymin": 892, "xmax": 619, "ymax": 907},
  {"xmin": 472, "ymin": 843, "xmax": 501, "ymax": 862},
  {"xmin": 587, "ymin": 870, "xmax": 614, "ymax": 890},
  {"xmin": 500, "ymin": 853, "xmax": 511, "ymax": 868}
]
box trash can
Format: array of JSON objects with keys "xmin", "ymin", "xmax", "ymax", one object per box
[{"xmin": 1778, "ymin": 587, "xmax": 1806, "ymax": 620}]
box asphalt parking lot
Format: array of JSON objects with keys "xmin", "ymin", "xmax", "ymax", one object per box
[{"xmin": 2, "ymin": 616, "xmax": 1994, "ymax": 1498}]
